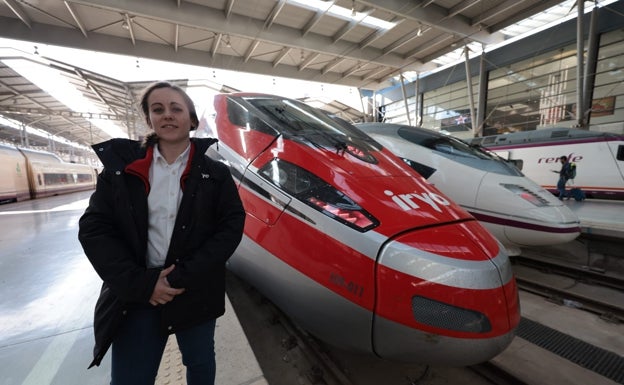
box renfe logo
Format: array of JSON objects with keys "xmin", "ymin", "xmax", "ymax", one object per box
[
  {"xmin": 385, "ymin": 190, "xmax": 451, "ymax": 213},
  {"xmin": 537, "ymin": 153, "xmax": 583, "ymax": 164}
]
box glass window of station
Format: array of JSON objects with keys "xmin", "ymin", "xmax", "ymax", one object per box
[{"xmin": 382, "ymin": 28, "xmax": 623, "ymax": 137}]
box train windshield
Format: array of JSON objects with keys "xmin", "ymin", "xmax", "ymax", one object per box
[
  {"xmin": 397, "ymin": 127, "xmax": 492, "ymax": 160},
  {"xmin": 240, "ymin": 95, "xmax": 381, "ymax": 153},
  {"xmin": 397, "ymin": 127, "xmax": 523, "ymax": 176}
]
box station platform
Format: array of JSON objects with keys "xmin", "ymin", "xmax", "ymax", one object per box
[
  {"xmin": 1, "ymin": 191, "xmax": 622, "ymax": 385},
  {"xmin": 0, "ymin": 190, "xmax": 266, "ymax": 385},
  {"xmin": 562, "ymin": 198, "xmax": 624, "ymax": 238}
]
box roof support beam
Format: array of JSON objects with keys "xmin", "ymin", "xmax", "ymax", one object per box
[
  {"xmin": 273, "ymin": 47, "xmax": 291, "ymax": 67},
  {"xmin": 357, "ymin": 0, "xmax": 504, "ymax": 45},
  {"xmin": 265, "ymin": 0, "xmax": 286, "ymax": 29},
  {"xmin": 0, "ymin": 106, "xmax": 125, "ymax": 121},
  {"xmin": 298, "ymin": 52, "xmax": 319, "ymax": 71},
  {"xmin": 67, "ymin": 0, "xmax": 415, "ymax": 69},
  {"xmin": 3, "ymin": 0, "xmax": 32, "ymax": 28},
  {"xmin": 64, "ymin": 1, "xmax": 88, "ymax": 37}
]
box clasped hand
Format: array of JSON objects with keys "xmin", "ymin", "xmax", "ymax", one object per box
[{"xmin": 149, "ymin": 264, "xmax": 186, "ymax": 306}]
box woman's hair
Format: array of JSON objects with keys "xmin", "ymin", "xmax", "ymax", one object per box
[{"xmin": 138, "ymin": 81, "xmax": 199, "ymax": 131}]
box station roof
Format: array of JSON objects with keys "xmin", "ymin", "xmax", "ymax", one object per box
[{"xmin": 0, "ymin": 0, "xmax": 618, "ymax": 149}]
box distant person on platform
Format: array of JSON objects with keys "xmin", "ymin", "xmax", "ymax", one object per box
[
  {"xmin": 78, "ymin": 81, "xmax": 246, "ymax": 385},
  {"xmin": 553, "ymin": 155, "xmax": 573, "ymax": 199}
]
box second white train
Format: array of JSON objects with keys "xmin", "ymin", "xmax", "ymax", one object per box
[{"xmin": 356, "ymin": 123, "xmax": 580, "ymax": 255}]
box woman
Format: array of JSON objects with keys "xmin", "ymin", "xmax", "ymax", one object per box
[{"xmin": 78, "ymin": 81, "xmax": 246, "ymax": 385}]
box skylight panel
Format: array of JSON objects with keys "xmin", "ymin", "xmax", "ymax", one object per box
[
  {"xmin": 289, "ymin": 0, "xmax": 396, "ymax": 30},
  {"xmin": 426, "ymin": 0, "xmax": 619, "ymax": 76}
]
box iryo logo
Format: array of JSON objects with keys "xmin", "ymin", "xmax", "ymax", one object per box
[{"xmin": 385, "ymin": 190, "xmax": 451, "ymax": 213}]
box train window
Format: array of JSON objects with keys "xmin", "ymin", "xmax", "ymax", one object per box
[
  {"xmin": 510, "ymin": 159, "xmax": 523, "ymax": 171},
  {"xmin": 227, "ymin": 98, "xmax": 278, "ymax": 136},
  {"xmin": 617, "ymin": 145, "xmax": 624, "ymax": 161},
  {"xmin": 551, "ymin": 130, "xmax": 569, "ymax": 138},
  {"xmin": 259, "ymin": 159, "xmax": 379, "ymax": 232},
  {"xmin": 77, "ymin": 173, "xmax": 94, "ymax": 183},
  {"xmin": 482, "ymin": 136, "xmax": 496, "ymax": 145},
  {"xmin": 470, "ymin": 138, "xmax": 483, "ymax": 146},
  {"xmin": 44, "ymin": 173, "xmax": 70, "ymax": 185},
  {"xmin": 241, "ymin": 96, "xmax": 381, "ymax": 157},
  {"xmin": 423, "ymin": 137, "xmax": 492, "ymax": 160},
  {"xmin": 227, "ymin": 98, "xmax": 249, "ymax": 127},
  {"xmin": 435, "ymin": 143, "xmax": 454, "ymax": 154},
  {"xmin": 401, "ymin": 158, "xmax": 436, "ymax": 179}
]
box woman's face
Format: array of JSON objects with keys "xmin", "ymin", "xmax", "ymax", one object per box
[{"xmin": 146, "ymin": 87, "xmax": 192, "ymax": 145}]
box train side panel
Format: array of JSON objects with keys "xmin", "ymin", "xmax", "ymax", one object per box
[
  {"xmin": 27, "ymin": 160, "xmax": 97, "ymax": 199},
  {"xmin": 0, "ymin": 144, "xmax": 30, "ymax": 203},
  {"xmin": 475, "ymin": 128, "xmax": 624, "ymax": 200},
  {"xmin": 492, "ymin": 140, "xmax": 624, "ymax": 200}
]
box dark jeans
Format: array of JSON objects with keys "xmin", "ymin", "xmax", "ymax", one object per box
[
  {"xmin": 557, "ymin": 176, "xmax": 567, "ymax": 199},
  {"xmin": 111, "ymin": 305, "xmax": 216, "ymax": 385}
]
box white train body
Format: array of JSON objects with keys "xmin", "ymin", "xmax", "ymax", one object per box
[
  {"xmin": 0, "ymin": 143, "xmax": 96, "ymax": 204},
  {"xmin": 357, "ymin": 123, "xmax": 581, "ymax": 255},
  {"xmin": 470, "ymin": 128, "xmax": 624, "ymax": 201}
]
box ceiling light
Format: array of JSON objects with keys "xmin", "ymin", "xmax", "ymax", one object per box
[{"xmin": 121, "ymin": 16, "xmax": 134, "ymax": 30}]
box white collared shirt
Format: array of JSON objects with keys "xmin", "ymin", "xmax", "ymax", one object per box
[{"xmin": 146, "ymin": 144, "xmax": 190, "ymax": 268}]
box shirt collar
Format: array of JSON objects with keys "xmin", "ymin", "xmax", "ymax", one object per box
[{"xmin": 153, "ymin": 143, "xmax": 191, "ymax": 166}]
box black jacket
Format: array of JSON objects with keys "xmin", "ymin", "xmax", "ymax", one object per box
[{"xmin": 78, "ymin": 137, "xmax": 245, "ymax": 367}]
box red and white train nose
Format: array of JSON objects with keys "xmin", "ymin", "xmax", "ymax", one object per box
[
  {"xmin": 373, "ymin": 220, "xmax": 520, "ymax": 365},
  {"xmin": 207, "ymin": 92, "xmax": 521, "ymax": 365}
]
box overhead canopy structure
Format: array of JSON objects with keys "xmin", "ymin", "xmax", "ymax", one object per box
[
  {"xmin": 0, "ymin": 50, "xmax": 201, "ymax": 150},
  {"xmin": 0, "ymin": 0, "xmax": 603, "ymax": 150},
  {"xmin": 0, "ymin": 49, "xmax": 366, "ymax": 150},
  {"xmin": 0, "ymin": 0, "xmax": 576, "ymax": 90}
]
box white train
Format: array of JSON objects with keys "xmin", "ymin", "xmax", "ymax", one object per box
[
  {"xmin": 468, "ymin": 127, "xmax": 624, "ymax": 201},
  {"xmin": 356, "ymin": 123, "xmax": 581, "ymax": 255},
  {"xmin": 0, "ymin": 143, "xmax": 97, "ymax": 204}
]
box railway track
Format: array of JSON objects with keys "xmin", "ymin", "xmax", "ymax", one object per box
[{"xmin": 513, "ymin": 238, "xmax": 624, "ymax": 324}]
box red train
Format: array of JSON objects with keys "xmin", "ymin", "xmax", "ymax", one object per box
[
  {"xmin": 202, "ymin": 93, "xmax": 521, "ymax": 366},
  {"xmin": 0, "ymin": 143, "xmax": 97, "ymax": 204}
]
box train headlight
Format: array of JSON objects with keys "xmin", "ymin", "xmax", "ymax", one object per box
[
  {"xmin": 260, "ymin": 159, "xmax": 379, "ymax": 232},
  {"xmin": 501, "ymin": 183, "xmax": 550, "ymax": 207}
]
